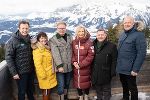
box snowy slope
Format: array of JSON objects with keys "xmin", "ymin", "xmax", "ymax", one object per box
[{"xmin": 0, "ymin": 0, "xmax": 150, "ymax": 44}]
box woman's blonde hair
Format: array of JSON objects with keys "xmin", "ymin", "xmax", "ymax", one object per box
[{"xmin": 75, "ymin": 25, "xmax": 88, "ymax": 38}]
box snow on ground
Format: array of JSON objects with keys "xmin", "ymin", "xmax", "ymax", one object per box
[
  {"xmin": 147, "ymin": 49, "xmax": 150, "ymax": 54},
  {"xmin": 110, "ymin": 92, "xmax": 150, "ymax": 100}
]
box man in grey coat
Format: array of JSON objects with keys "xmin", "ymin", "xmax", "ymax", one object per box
[
  {"xmin": 116, "ymin": 16, "xmax": 147, "ymax": 100},
  {"xmin": 49, "ymin": 21, "xmax": 72, "ymax": 100}
]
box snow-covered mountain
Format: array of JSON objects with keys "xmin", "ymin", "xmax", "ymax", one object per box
[
  {"xmin": 0, "ymin": 31, "xmax": 12, "ymax": 44},
  {"xmin": 0, "ymin": 0, "xmax": 150, "ymax": 44}
]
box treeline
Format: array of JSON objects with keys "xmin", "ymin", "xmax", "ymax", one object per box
[
  {"xmin": 0, "ymin": 44, "xmax": 5, "ymax": 62},
  {"xmin": 107, "ymin": 23, "xmax": 150, "ymax": 44}
]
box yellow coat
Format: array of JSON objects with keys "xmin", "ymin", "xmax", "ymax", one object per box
[{"xmin": 32, "ymin": 42, "xmax": 57, "ymax": 89}]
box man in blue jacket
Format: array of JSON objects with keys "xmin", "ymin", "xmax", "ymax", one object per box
[{"xmin": 116, "ymin": 16, "xmax": 147, "ymax": 100}]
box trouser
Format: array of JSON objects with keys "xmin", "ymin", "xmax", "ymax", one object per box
[
  {"xmin": 77, "ymin": 88, "xmax": 90, "ymax": 96},
  {"xmin": 56, "ymin": 71, "xmax": 72, "ymax": 95},
  {"xmin": 119, "ymin": 74, "xmax": 138, "ymax": 100},
  {"xmin": 94, "ymin": 83, "xmax": 111, "ymax": 100},
  {"xmin": 16, "ymin": 72, "xmax": 35, "ymax": 100}
]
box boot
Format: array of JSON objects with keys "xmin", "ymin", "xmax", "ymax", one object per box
[
  {"xmin": 64, "ymin": 89, "xmax": 68, "ymax": 100},
  {"xmin": 64, "ymin": 94, "xmax": 68, "ymax": 100},
  {"xmin": 84, "ymin": 94, "xmax": 89, "ymax": 100},
  {"xmin": 79, "ymin": 95, "xmax": 83, "ymax": 100},
  {"xmin": 42, "ymin": 89, "xmax": 50, "ymax": 100},
  {"xmin": 59, "ymin": 94, "xmax": 64, "ymax": 100},
  {"xmin": 43, "ymin": 95, "xmax": 49, "ymax": 100}
]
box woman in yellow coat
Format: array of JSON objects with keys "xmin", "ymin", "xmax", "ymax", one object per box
[{"xmin": 32, "ymin": 32, "xmax": 57, "ymax": 100}]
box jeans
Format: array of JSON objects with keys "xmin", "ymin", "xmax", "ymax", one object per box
[
  {"xmin": 16, "ymin": 72, "xmax": 35, "ymax": 100},
  {"xmin": 119, "ymin": 74, "xmax": 138, "ymax": 100},
  {"xmin": 56, "ymin": 71, "xmax": 72, "ymax": 95}
]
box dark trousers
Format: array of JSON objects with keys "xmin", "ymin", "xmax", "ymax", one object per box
[
  {"xmin": 16, "ymin": 72, "xmax": 35, "ymax": 100},
  {"xmin": 94, "ymin": 83, "xmax": 111, "ymax": 100},
  {"xmin": 77, "ymin": 88, "xmax": 89, "ymax": 96},
  {"xmin": 119, "ymin": 74, "xmax": 138, "ymax": 100},
  {"xmin": 56, "ymin": 71, "xmax": 72, "ymax": 95}
]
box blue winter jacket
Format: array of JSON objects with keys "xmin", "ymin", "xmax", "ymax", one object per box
[{"xmin": 116, "ymin": 27, "xmax": 147, "ymax": 75}]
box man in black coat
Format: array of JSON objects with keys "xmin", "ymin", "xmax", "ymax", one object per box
[
  {"xmin": 92, "ymin": 29, "xmax": 118, "ymax": 100},
  {"xmin": 5, "ymin": 21, "xmax": 35, "ymax": 100}
]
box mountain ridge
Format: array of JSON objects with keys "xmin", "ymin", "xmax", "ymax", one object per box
[{"xmin": 0, "ymin": 2, "xmax": 150, "ymax": 44}]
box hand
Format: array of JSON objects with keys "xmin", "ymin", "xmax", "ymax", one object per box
[
  {"xmin": 73, "ymin": 62, "xmax": 80, "ymax": 69},
  {"xmin": 131, "ymin": 71, "xmax": 138, "ymax": 76},
  {"xmin": 75, "ymin": 64, "xmax": 80, "ymax": 69},
  {"xmin": 73, "ymin": 62, "xmax": 78, "ymax": 66},
  {"xmin": 58, "ymin": 67, "xmax": 64, "ymax": 73},
  {"xmin": 13, "ymin": 74, "xmax": 20, "ymax": 80}
]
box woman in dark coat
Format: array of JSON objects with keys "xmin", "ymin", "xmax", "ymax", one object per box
[
  {"xmin": 72, "ymin": 26, "xmax": 94, "ymax": 100},
  {"xmin": 92, "ymin": 29, "xmax": 117, "ymax": 100}
]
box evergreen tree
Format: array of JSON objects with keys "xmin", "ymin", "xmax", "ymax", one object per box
[
  {"xmin": 142, "ymin": 27, "xmax": 150, "ymax": 50},
  {"xmin": 107, "ymin": 26, "xmax": 118, "ymax": 44},
  {"xmin": 142, "ymin": 27, "xmax": 150, "ymax": 38},
  {"xmin": 0, "ymin": 44, "xmax": 5, "ymax": 62}
]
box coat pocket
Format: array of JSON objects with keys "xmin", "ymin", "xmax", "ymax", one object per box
[
  {"xmin": 120, "ymin": 59, "xmax": 134, "ymax": 71},
  {"xmin": 124, "ymin": 40, "xmax": 135, "ymax": 51}
]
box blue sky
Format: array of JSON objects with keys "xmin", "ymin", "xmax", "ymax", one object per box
[{"xmin": 0, "ymin": 0, "xmax": 149, "ymax": 15}]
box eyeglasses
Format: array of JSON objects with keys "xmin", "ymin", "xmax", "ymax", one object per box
[{"xmin": 58, "ymin": 28, "xmax": 66, "ymax": 30}]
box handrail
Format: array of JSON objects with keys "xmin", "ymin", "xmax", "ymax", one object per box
[
  {"xmin": 0, "ymin": 60, "xmax": 7, "ymax": 72},
  {"xmin": 0, "ymin": 60, "xmax": 16, "ymax": 100}
]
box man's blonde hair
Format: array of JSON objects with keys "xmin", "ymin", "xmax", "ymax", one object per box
[{"xmin": 56, "ymin": 21, "xmax": 67, "ymax": 27}]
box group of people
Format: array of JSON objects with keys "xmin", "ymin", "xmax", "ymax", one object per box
[{"xmin": 5, "ymin": 15, "xmax": 147, "ymax": 100}]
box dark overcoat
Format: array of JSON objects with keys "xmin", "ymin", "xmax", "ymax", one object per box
[{"xmin": 92, "ymin": 40, "xmax": 117, "ymax": 85}]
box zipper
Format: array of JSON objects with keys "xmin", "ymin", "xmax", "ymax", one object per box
[
  {"xmin": 77, "ymin": 41, "xmax": 80, "ymax": 88},
  {"xmin": 106, "ymin": 54, "xmax": 108, "ymax": 64}
]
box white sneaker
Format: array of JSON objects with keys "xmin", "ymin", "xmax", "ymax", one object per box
[
  {"xmin": 84, "ymin": 94, "xmax": 89, "ymax": 100},
  {"xmin": 79, "ymin": 95, "xmax": 84, "ymax": 100},
  {"xmin": 94, "ymin": 96, "xmax": 97, "ymax": 99}
]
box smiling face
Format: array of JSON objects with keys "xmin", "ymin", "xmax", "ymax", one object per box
[
  {"xmin": 77, "ymin": 27, "xmax": 85, "ymax": 38},
  {"xmin": 123, "ymin": 16, "xmax": 135, "ymax": 31},
  {"xmin": 39, "ymin": 36, "xmax": 48, "ymax": 45},
  {"xmin": 57, "ymin": 24, "xmax": 67, "ymax": 36},
  {"xmin": 96, "ymin": 30, "xmax": 107, "ymax": 42},
  {"xmin": 19, "ymin": 24, "xmax": 29, "ymax": 36}
]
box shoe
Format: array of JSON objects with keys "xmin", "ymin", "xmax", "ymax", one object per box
[
  {"xmin": 84, "ymin": 94, "xmax": 89, "ymax": 100},
  {"xmin": 79, "ymin": 95, "xmax": 83, "ymax": 100},
  {"xmin": 59, "ymin": 94, "xmax": 64, "ymax": 100},
  {"xmin": 64, "ymin": 94, "xmax": 68, "ymax": 100},
  {"xmin": 120, "ymin": 98, "xmax": 129, "ymax": 100}
]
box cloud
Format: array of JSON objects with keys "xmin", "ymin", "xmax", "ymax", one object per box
[
  {"xmin": 0, "ymin": 0, "xmax": 79, "ymax": 15},
  {"xmin": 0, "ymin": 0, "xmax": 149, "ymax": 15}
]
